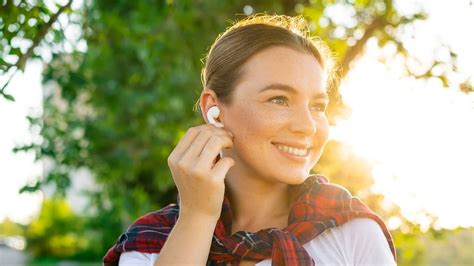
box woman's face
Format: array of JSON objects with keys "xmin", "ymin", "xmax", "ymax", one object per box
[{"xmin": 221, "ymin": 46, "xmax": 330, "ymax": 185}]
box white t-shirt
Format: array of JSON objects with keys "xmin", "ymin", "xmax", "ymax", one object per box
[{"xmin": 118, "ymin": 218, "xmax": 396, "ymax": 265}]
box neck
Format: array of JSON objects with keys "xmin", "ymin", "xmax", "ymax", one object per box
[{"xmin": 224, "ymin": 168, "xmax": 294, "ymax": 232}]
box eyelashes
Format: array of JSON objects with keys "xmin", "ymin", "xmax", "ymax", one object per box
[
  {"xmin": 269, "ymin": 96, "xmax": 288, "ymax": 106},
  {"xmin": 268, "ymin": 96, "xmax": 327, "ymax": 112}
]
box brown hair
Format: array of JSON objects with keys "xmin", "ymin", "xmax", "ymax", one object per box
[{"xmin": 196, "ymin": 14, "xmax": 337, "ymax": 110}]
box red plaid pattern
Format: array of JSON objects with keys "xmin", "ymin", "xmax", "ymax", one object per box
[{"xmin": 103, "ymin": 174, "xmax": 396, "ymax": 265}]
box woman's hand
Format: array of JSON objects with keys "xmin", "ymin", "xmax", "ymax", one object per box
[{"xmin": 167, "ymin": 124, "xmax": 235, "ymax": 220}]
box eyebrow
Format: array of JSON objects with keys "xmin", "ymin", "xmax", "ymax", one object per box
[{"xmin": 258, "ymin": 83, "xmax": 329, "ymax": 100}]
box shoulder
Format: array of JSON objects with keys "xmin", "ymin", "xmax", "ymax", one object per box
[
  {"xmin": 300, "ymin": 175, "xmax": 381, "ymax": 227},
  {"xmin": 131, "ymin": 203, "xmax": 179, "ymax": 228},
  {"xmin": 304, "ymin": 218, "xmax": 396, "ymax": 265},
  {"xmin": 120, "ymin": 203, "xmax": 179, "ymax": 244},
  {"xmin": 119, "ymin": 203, "xmax": 179, "ymax": 240},
  {"xmin": 339, "ymin": 218, "xmax": 396, "ymax": 265},
  {"xmin": 104, "ymin": 203, "xmax": 179, "ymax": 262},
  {"xmin": 339, "ymin": 218, "xmax": 392, "ymax": 245},
  {"xmin": 301, "ymin": 174, "xmax": 354, "ymax": 206}
]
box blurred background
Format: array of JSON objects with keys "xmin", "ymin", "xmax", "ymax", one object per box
[{"xmin": 1, "ymin": 0, "xmax": 473, "ymax": 265}]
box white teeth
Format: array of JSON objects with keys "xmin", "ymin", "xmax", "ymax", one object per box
[{"xmin": 276, "ymin": 144, "xmax": 308, "ymax": 156}]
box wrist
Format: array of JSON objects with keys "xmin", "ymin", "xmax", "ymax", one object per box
[{"xmin": 178, "ymin": 209, "xmax": 221, "ymax": 224}]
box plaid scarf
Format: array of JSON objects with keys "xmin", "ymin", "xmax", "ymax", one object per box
[{"xmin": 103, "ymin": 174, "xmax": 396, "ymax": 265}]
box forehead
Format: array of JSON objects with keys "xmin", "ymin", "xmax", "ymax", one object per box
[{"xmin": 234, "ymin": 46, "xmax": 327, "ymax": 97}]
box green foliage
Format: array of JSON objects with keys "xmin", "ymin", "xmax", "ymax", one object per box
[
  {"xmin": 25, "ymin": 197, "xmax": 89, "ymax": 259},
  {"xmin": 392, "ymin": 222, "xmax": 428, "ymax": 265},
  {"xmin": 391, "ymin": 222, "xmax": 474, "ymax": 266},
  {"xmin": 0, "ymin": 0, "xmax": 74, "ymax": 99},
  {"xmin": 422, "ymin": 227, "xmax": 474, "ymax": 265},
  {"xmin": 0, "ymin": 0, "xmax": 53, "ymax": 71}
]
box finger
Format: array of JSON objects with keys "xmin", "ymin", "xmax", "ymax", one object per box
[
  {"xmin": 170, "ymin": 126, "xmax": 203, "ymax": 159},
  {"xmin": 197, "ymin": 134, "xmax": 234, "ymax": 168},
  {"xmin": 180, "ymin": 126, "xmax": 227, "ymax": 164},
  {"xmin": 210, "ymin": 157, "xmax": 235, "ymax": 182}
]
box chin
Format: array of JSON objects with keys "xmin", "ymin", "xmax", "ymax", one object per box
[{"xmin": 274, "ymin": 169, "xmax": 310, "ymax": 185}]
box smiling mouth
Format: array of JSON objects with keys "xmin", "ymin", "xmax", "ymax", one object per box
[{"xmin": 273, "ymin": 143, "xmax": 309, "ymax": 157}]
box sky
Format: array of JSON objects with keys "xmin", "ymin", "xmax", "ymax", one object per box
[
  {"xmin": 0, "ymin": 60, "xmax": 44, "ymax": 224},
  {"xmin": 0, "ymin": 0, "xmax": 473, "ymax": 229}
]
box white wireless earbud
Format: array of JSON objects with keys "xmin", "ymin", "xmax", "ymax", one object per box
[
  {"xmin": 207, "ymin": 106, "xmax": 224, "ymax": 128},
  {"xmin": 206, "ymin": 105, "xmax": 224, "ymax": 160}
]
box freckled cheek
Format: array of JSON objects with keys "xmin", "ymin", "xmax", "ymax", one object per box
[{"xmin": 241, "ymin": 106, "xmax": 289, "ymax": 135}]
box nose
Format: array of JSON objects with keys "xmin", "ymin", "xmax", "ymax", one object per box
[{"xmin": 288, "ymin": 104, "xmax": 318, "ymax": 136}]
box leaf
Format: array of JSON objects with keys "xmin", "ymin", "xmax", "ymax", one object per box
[
  {"xmin": 3, "ymin": 93, "xmax": 15, "ymax": 101},
  {"xmin": 12, "ymin": 144, "xmax": 35, "ymax": 153},
  {"xmin": 19, "ymin": 180, "xmax": 42, "ymax": 193}
]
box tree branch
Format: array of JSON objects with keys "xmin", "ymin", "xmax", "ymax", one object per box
[
  {"xmin": 0, "ymin": 67, "xmax": 19, "ymax": 101},
  {"xmin": 15, "ymin": 0, "xmax": 73, "ymax": 71},
  {"xmin": 1, "ymin": 0, "xmax": 73, "ymax": 101},
  {"xmin": 340, "ymin": 16, "xmax": 387, "ymax": 79}
]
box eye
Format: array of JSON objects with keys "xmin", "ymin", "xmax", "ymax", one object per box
[{"xmin": 269, "ymin": 96, "xmax": 289, "ymax": 106}]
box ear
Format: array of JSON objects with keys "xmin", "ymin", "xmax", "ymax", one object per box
[{"xmin": 199, "ymin": 88, "xmax": 222, "ymax": 124}]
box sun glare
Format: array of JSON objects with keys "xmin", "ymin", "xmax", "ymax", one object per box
[{"xmin": 330, "ymin": 40, "xmax": 474, "ymax": 229}]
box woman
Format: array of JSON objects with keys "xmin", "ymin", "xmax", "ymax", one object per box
[{"xmin": 103, "ymin": 14, "xmax": 397, "ymax": 265}]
